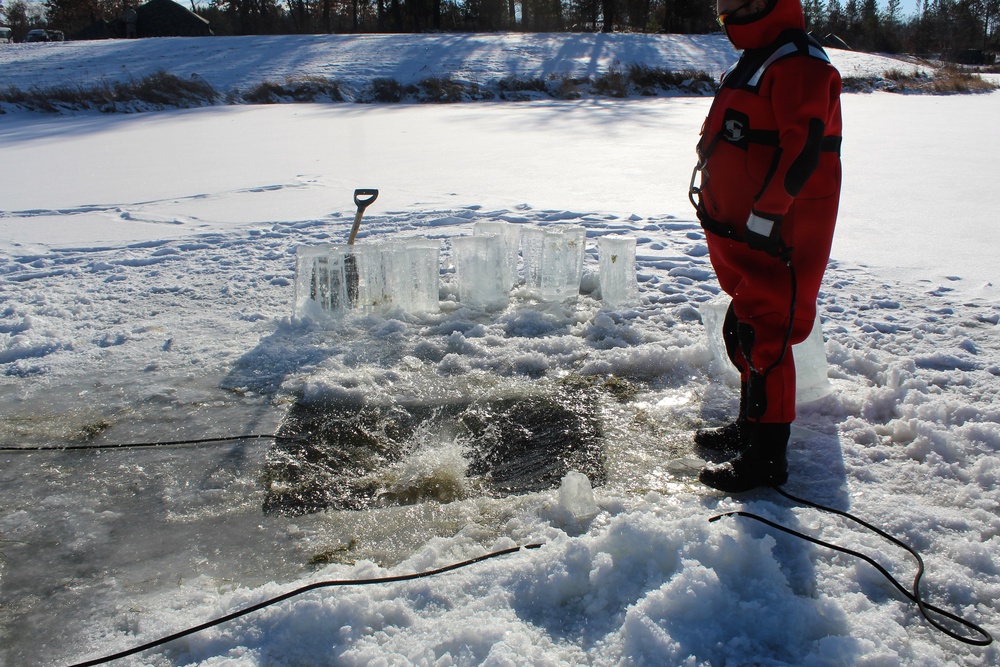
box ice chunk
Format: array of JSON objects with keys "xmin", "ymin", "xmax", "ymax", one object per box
[
  {"xmin": 520, "ymin": 226, "xmax": 547, "ymax": 294},
  {"xmin": 558, "ymin": 471, "xmax": 599, "ymax": 521},
  {"xmin": 793, "ymin": 314, "xmax": 833, "ymax": 403},
  {"xmin": 352, "ymin": 244, "xmax": 389, "ymax": 312},
  {"xmin": 294, "ymin": 238, "xmax": 441, "ymax": 318},
  {"xmin": 521, "ymin": 225, "xmax": 587, "ymax": 302},
  {"xmin": 473, "ymin": 221, "xmax": 521, "ymax": 289},
  {"xmin": 384, "ymin": 237, "xmax": 441, "ymax": 314},
  {"xmin": 597, "ymin": 235, "xmax": 639, "ymax": 307},
  {"xmin": 451, "ymin": 234, "xmax": 509, "ymax": 310},
  {"xmin": 294, "ymin": 244, "xmax": 355, "ymax": 318},
  {"xmin": 699, "ymin": 295, "xmax": 832, "ymax": 404},
  {"xmin": 556, "ymin": 225, "xmax": 587, "ymax": 301}
]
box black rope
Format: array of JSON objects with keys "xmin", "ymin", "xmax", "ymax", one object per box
[
  {"xmin": 0, "ymin": 434, "xmax": 306, "ymax": 452},
  {"xmin": 67, "ymin": 543, "xmax": 543, "ymax": 667},
  {"xmin": 759, "ymin": 256, "xmax": 797, "ymax": 380},
  {"xmin": 709, "ymin": 486, "xmax": 993, "ymax": 647}
]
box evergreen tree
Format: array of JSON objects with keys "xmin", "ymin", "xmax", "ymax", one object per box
[
  {"xmin": 465, "ymin": 0, "xmax": 508, "ymax": 29},
  {"xmin": 843, "ymin": 0, "xmax": 859, "ymax": 33},
  {"xmin": 43, "ymin": 0, "xmax": 118, "ymax": 35},
  {"xmin": 826, "ymin": 0, "xmax": 846, "ymax": 37},
  {"xmin": 886, "ymin": 0, "xmax": 901, "ymax": 24},
  {"xmin": 567, "ymin": 0, "xmax": 601, "ymax": 29},
  {"xmin": 26, "ymin": 0, "xmax": 993, "ymax": 51},
  {"xmin": 3, "ymin": 0, "xmax": 38, "ymax": 41},
  {"xmin": 983, "ymin": 0, "xmax": 1000, "ymax": 48},
  {"xmin": 803, "ymin": 0, "xmax": 825, "ymax": 30},
  {"xmin": 659, "ymin": 0, "xmax": 715, "ymax": 33},
  {"xmin": 860, "ymin": 0, "xmax": 879, "ymax": 47}
]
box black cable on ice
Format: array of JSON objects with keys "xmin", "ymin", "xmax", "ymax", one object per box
[
  {"xmin": 709, "ymin": 486, "xmax": 993, "ymax": 647},
  {"xmin": 709, "ymin": 248, "xmax": 990, "ymax": 645},
  {"xmin": 67, "ymin": 543, "xmax": 544, "ymax": 667},
  {"xmin": 0, "ymin": 434, "xmax": 306, "ymax": 452}
]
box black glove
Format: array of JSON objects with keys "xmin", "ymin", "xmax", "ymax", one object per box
[{"xmin": 744, "ymin": 211, "xmax": 789, "ymax": 259}]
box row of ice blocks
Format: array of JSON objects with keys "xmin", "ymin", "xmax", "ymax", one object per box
[
  {"xmin": 294, "ymin": 223, "xmax": 639, "ymax": 318},
  {"xmin": 294, "ymin": 238, "xmax": 441, "ymax": 318},
  {"xmin": 459, "ymin": 222, "xmax": 638, "ymax": 309}
]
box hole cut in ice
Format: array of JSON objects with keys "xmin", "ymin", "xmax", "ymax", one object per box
[{"xmin": 263, "ymin": 383, "xmax": 607, "ymax": 516}]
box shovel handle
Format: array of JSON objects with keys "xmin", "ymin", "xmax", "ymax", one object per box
[
  {"xmin": 348, "ymin": 188, "xmax": 379, "ymax": 245},
  {"xmin": 354, "ymin": 189, "xmax": 379, "ymax": 210}
]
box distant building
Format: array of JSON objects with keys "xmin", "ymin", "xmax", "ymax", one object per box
[
  {"xmin": 136, "ymin": 0, "xmax": 213, "ymax": 38},
  {"xmin": 74, "ymin": 0, "xmax": 213, "ymax": 40}
]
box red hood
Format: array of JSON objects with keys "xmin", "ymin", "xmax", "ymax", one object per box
[{"xmin": 724, "ymin": 0, "xmax": 806, "ymax": 50}]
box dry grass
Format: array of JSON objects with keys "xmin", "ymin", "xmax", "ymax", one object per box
[
  {"xmin": 497, "ymin": 75, "xmax": 548, "ymax": 101},
  {"xmin": 497, "ymin": 76, "xmax": 547, "ymax": 93},
  {"xmin": 592, "ymin": 63, "xmax": 630, "ymax": 98},
  {"xmin": 366, "ymin": 77, "xmax": 407, "ymax": 103},
  {"xmin": 0, "ymin": 70, "xmax": 217, "ymax": 112},
  {"xmin": 626, "ymin": 63, "xmax": 716, "ymax": 93},
  {"xmin": 3, "ymin": 59, "xmax": 992, "ymax": 115},
  {"xmin": 548, "ymin": 74, "xmax": 588, "ymax": 100},
  {"xmin": 127, "ymin": 71, "xmax": 218, "ymax": 106},
  {"xmin": 930, "ymin": 67, "xmax": 998, "ymax": 93},
  {"xmin": 416, "ymin": 76, "xmax": 477, "ymax": 103},
  {"xmin": 843, "ymin": 66, "xmax": 997, "ymax": 94},
  {"xmin": 242, "ymin": 76, "xmax": 346, "ymax": 104},
  {"xmin": 592, "ymin": 61, "xmax": 717, "ymax": 97}
]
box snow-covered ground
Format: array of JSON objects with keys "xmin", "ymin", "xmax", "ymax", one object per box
[
  {"xmin": 0, "ymin": 32, "xmax": 912, "ymax": 93},
  {"xmin": 1, "ymin": 34, "xmax": 998, "ymax": 667}
]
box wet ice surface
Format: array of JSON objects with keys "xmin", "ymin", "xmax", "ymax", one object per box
[{"xmin": 0, "ymin": 207, "xmax": 719, "ymax": 665}]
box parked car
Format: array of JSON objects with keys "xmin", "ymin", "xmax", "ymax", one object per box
[
  {"xmin": 0, "ymin": 27, "xmax": 13, "ymax": 44},
  {"xmin": 24, "ymin": 29, "xmax": 64, "ymax": 42}
]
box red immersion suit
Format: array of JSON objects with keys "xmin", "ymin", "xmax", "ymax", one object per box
[{"xmin": 692, "ymin": 0, "xmax": 843, "ymax": 423}]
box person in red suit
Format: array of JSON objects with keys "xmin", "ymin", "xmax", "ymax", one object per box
[{"xmin": 690, "ymin": 0, "xmax": 843, "ymax": 492}]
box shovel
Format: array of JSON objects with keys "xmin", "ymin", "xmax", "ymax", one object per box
[
  {"xmin": 348, "ymin": 189, "xmax": 379, "ymax": 245},
  {"xmin": 345, "ymin": 188, "xmax": 379, "ymax": 304}
]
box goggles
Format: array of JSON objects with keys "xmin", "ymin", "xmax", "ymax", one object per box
[{"xmin": 717, "ymin": 0, "xmax": 753, "ymax": 26}]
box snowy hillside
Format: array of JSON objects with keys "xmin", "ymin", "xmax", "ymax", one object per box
[
  {"xmin": 0, "ymin": 31, "xmax": 927, "ymax": 105},
  {"xmin": 1, "ymin": 32, "xmax": 999, "ymax": 667}
]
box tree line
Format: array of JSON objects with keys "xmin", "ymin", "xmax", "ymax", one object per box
[
  {"xmin": 2, "ymin": 0, "xmax": 997, "ymax": 57},
  {"xmin": 806, "ymin": 0, "xmax": 999, "ymax": 55}
]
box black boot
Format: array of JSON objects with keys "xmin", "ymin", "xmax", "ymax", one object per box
[
  {"xmin": 699, "ymin": 422, "xmax": 790, "ymax": 493},
  {"xmin": 694, "ymin": 382, "xmax": 749, "ymax": 454},
  {"xmin": 694, "ymin": 420, "xmax": 749, "ymax": 454}
]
